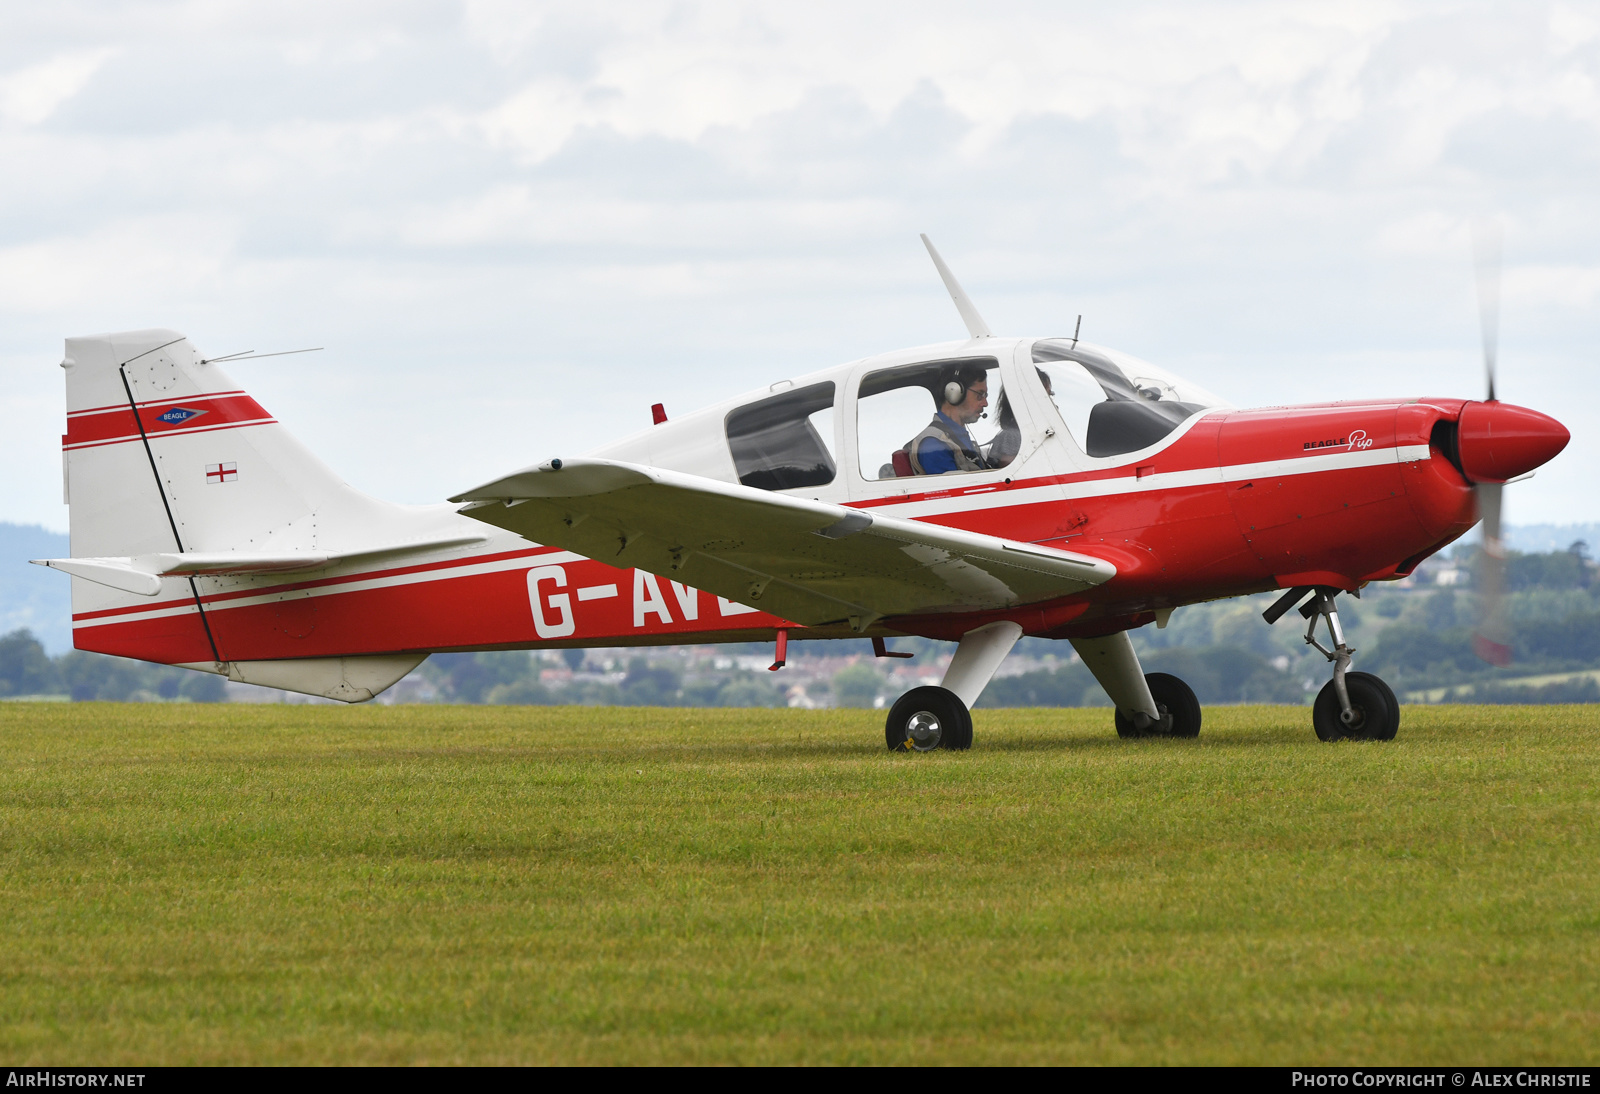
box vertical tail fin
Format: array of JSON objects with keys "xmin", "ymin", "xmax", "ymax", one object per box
[{"xmin": 58, "ymin": 328, "xmax": 424, "ymax": 675}]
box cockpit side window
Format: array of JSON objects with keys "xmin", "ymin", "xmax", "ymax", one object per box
[
  {"xmin": 1031, "ymin": 340, "xmax": 1215, "ymax": 458},
  {"xmin": 856, "ymin": 358, "xmax": 1004, "ymax": 479},
  {"xmin": 725, "ymin": 382, "xmax": 837, "ymax": 491}
]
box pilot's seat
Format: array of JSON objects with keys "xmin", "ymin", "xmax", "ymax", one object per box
[{"xmin": 878, "ymin": 449, "xmax": 915, "ymax": 479}]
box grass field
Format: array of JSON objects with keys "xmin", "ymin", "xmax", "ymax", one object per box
[{"xmin": 0, "ymin": 702, "xmax": 1596, "ymax": 1065}]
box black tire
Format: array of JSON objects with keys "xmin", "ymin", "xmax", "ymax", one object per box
[
  {"xmin": 1113, "ymin": 672, "xmax": 1202, "ymax": 738},
  {"xmin": 1312, "ymin": 672, "xmax": 1395, "ymax": 741},
  {"xmin": 884, "ymin": 686, "xmax": 972, "ymax": 752},
  {"xmin": 1350, "ymin": 671, "xmax": 1400, "ymax": 740}
]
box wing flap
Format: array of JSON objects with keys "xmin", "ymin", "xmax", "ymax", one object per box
[{"xmin": 452, "ymin": 458, "xmax": 1114, "ymax": 627}]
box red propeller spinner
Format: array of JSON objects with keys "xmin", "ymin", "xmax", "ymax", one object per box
[{"xmin": 1455, "ymin": 401, "xmax": 1570, "ymax": 484}]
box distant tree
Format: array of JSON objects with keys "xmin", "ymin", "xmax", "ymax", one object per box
[
  {"xmin": 980, "ymin": 661, "xmax": 1097, "ymax": 707},
  {"xmin": 1423, "ymin": 588, "xmax": 1460, "ymax": 630},
  {"xmin": 423, "ymin": 651, "xmax": 535, "ymax": 703},
  {"xmin": 620, "ymin": 658, "xmax": 682, "ymax": 706},
  {"xmin": 57, "ymin": 651, "xmax": 157, "ymax": 701},
  {"xmin": 679, "ymin": 678, "xmax": 725, "ymax": 706},
  {"xmin": 716, "ymin": 675, "xmax": 786, "ymax": 708},
  {"xmin": 561, "ymin": 648, "xmax": 586, "ymax": 671},
  {"xmin": 832, "ymin": 663, "xmax": 884, "ymax": 708},
  {"xmin": 1519, "ymin": 611, "xmax": 1600, "ymax": 665},
  {"xmin": 0, "ymin": 630, "xmax": 62, "ymax": 697},
  {"xmin": 1366, "ymin": 624, "xmax": 1476, "ymax": 681},
  {"xmin": 486, "ymin": 678, "xmax": 557, "ymax": 705},
  {"xmin": 1143, "ymin": 646, "xmax": 1307, "ymax": 704},
  {"xmin": 1504, "ymin": 548, "xmax": 1589, "ymax": 591},
  {"xmin": 178, "ymin": 671, "xmax": 227, "ymax": 702},
  {"xmin": 564, "ymin": 679, "xmax": 623, "ymax": 705}
]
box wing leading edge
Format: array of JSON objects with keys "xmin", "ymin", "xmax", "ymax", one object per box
[{"xmin": 450, "ymin": 458, "xmax": 1114, "ymax": 630}]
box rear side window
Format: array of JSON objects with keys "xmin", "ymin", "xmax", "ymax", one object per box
[{"xmin": 725, "ymin": 382, "xmax": 837, "ymax": 491}]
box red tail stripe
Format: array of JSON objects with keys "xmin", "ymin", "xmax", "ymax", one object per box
[
  {"xmin": 64, "ymin": 393, "xmax": 274, "ymax": 449},
  {"xmin": 68, "ymin": 391, "xmax": 250, "ymax": 418}
]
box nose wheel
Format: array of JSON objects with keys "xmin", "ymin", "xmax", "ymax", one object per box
[
  {"xmin": 885, "ymin": 686, "xmax": 973, "ymax": 752},
  {"xmin": 1313, "ymin": 671, "xmax": 1399, "ymax": 741},
  {"xmin": 1264, "ymin": 585, "xmax": 1401, "ymax": 742}
]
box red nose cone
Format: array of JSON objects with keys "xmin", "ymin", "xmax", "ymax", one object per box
[{"xmin": 1456, "ymin": 401, "xmax": 1570, "ymax": 484}]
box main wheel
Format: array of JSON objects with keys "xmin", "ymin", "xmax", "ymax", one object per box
[
  {"xmin": 885, "ymin": 686, "xmax": 973, "ymax": 752},
  {"xmin": 1312, "ymin": 672, "xmax": 1397, "ymax": 741},
  {"xmin": 1113, "ymin": 672, "xmax": 1202, "ymax": 738},
  {"xmin": 1355, "ymin": 672, "xmax": 1401, "ymax": 740}
]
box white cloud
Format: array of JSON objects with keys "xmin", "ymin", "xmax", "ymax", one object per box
[
  {"xmin": 0, "ymin": 48, "xmax": 115, "ymax": 126},
  {"xmin": 1, "ymin": 1, "xmax": 1598, "ymax": 529}
]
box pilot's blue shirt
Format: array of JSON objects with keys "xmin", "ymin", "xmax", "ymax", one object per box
[{"xmin": 918, "ymin": 412, "xmax": 982, "ymax": 474}]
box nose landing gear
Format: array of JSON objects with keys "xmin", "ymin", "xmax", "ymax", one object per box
[{"xmin": 1264, "ymin": 585, "xmax": 1400, "ymax": 741}]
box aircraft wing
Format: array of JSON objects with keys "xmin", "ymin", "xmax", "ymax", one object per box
[{"xmin": 450, "ymin": 458, "xmax": 1115, "ymax": 628}]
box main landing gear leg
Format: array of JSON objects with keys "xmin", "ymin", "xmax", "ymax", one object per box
[
  {"xmin": 1263, "ymin": 586, "xmax": 1399, "ymax": 741},
  {"xmin": 884, "ymin": 621, "xmax": 1022, "ymax": 752},
  {"xmin": 1070, "ymin": 631, "xmax": 1202, "ymax": 739}
]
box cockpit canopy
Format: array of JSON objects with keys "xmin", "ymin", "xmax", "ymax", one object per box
[{"xmin": 592, "ymin": 335, "xmax": 1229, "ymax": 495}]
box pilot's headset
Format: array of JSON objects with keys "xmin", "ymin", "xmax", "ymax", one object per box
[{"xmin": 942, "ymin": 368, "xmax": 984, "ymax": 407}]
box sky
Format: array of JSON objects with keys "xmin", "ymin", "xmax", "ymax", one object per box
[{"xmin": 2, "ymin": 0, "xmax": 1596, "ymax": 533}]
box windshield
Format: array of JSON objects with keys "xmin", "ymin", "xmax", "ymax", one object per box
[{"xmin": 1031, "ymin": 340, "xmax": 1228, "ymax": 458}]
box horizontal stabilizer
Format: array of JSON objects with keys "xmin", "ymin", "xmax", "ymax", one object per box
[
  {"xmin": 451, "ymin": 457, "xmax": 1115, "ymax": 628},
  {"xmin": 31, "ymin": 557, "xmax": 163, "ymax": 596},
  {"xmin": 33, "ymin": 534, "xmax": 488, "ymax": 596}
]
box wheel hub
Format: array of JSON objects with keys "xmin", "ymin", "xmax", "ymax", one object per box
[{"xmin": 905, "ymin": 711, "xmax": 943, "ymax": 751}]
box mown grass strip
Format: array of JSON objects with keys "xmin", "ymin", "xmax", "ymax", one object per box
[{"xmin": 0, "ymin": 702, "xmax": 1595, "ymax": 1064}]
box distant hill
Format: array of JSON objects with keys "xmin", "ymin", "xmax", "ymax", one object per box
[
  {"xmin": 1, "ymin": 523, "xmax": 70, "ymax": 654},
  {"xmin": 1499, "ymin": 523, "xmax": 1600, "ymax": 554}
]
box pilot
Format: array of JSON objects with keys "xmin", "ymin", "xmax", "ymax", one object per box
[{"xmin": 905, "ymin": 366, "xmax": 992, "ymax": 475}]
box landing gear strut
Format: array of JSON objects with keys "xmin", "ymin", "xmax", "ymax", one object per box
[
  {"xmin": 1072, "ymin": 631, "xmax": 1202, "ymax": 740},
  {"xmin": 1113, "ymin": 672, "xmax": 1202, "ymax": 738},
  {"xmin": 883, "ymin": 621, "xmax": 1022, "ymax": 753},
  {"xmin": 1264, "ymin": 585, "xmax": 1399, "ymax": 741}
]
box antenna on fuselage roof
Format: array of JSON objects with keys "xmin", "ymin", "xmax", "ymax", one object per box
[{"xmin": 920, "ymin": 234, "xmax": 991, "ymax": 340}]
